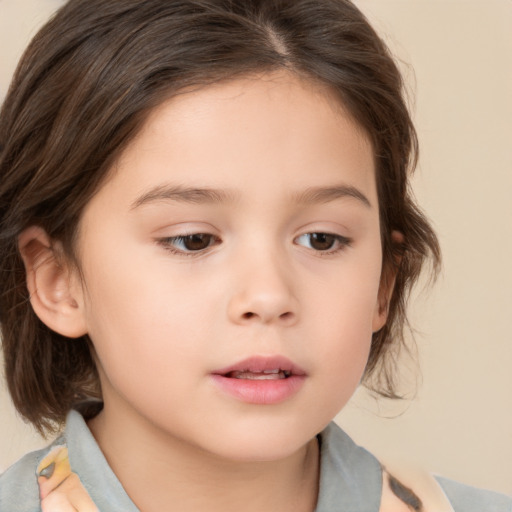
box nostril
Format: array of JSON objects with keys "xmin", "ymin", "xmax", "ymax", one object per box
[{"xmin": 241, "ymin": 311, "xmax": 294, "ymax": 322}]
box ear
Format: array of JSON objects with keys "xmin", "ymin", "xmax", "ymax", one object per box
[
  {"xmin": 18, "ymin": 226, "xmax": 87, "ymax": 338},
  {"xmin": 372, "ymin": 230, "xmax": 404, "ymax": 333}
]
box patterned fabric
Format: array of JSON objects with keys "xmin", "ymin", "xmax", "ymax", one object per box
[{"xmin": 37, "ymin": 445, "xmax": 99, "ymax": 511}]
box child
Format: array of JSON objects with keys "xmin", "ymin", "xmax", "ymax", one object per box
[{"xmin": 0, "ymin": 0, "xmax": 510, "ymax": 510}]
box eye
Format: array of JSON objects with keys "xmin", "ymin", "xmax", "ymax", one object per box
[
  {"xmin": 295, "ymin": 232, "xmax": 351, "ymax": 253},
  {"xmin": 157, "ymin": 233, "xmax": 219, "ymax": 255}
]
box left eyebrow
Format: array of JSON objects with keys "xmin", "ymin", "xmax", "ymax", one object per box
[
  {"xmin": 291, "ymin": 185, "xmax": 372, "ymax": 208},
  {"xmin": 130, "ymin": 184, "xmax": 237, "ymax": 210}
]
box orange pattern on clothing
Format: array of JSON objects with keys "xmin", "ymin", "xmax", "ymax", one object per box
[{"xmin": 37, "ymin": 445, "xmax": 99, "ymax": 512}]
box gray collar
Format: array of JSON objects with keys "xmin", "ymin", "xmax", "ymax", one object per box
[
  {"xmin": 64, "ymin": 410, "xmax": 382, "ymax": 512},
  {"xmin": 315, "ymin": 421, "xmax": 382, "ymax": 512},
  {"xmin": 65, "ymin": 409, "xmax": 139, "ymax": 511}
]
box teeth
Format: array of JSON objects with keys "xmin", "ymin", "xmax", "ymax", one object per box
[
  {"xmin": 236, "ymin": 373, "xmax": 283, "ymax": 380},
  {"xmin": 230, "ymin": 369, "xmax": 290, "ymax": 380}
]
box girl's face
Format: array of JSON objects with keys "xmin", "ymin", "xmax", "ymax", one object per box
[{"xmin": 74, "ymin": 71, "xmax": 388, "ymax": 461}]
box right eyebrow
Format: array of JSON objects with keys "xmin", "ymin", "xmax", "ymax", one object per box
[
  {"xmin": 130, "ymin": 184, "xmax": 237, "ymax": 210},
  {"xmin": 291, "ymin": 184, "xmax": 372, "ymax": 209}
]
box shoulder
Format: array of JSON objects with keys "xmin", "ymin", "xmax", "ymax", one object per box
[
  {"xmin": 436, "ymin": 476, "xmax": 512, "ymax": 512},
  {"xmin": 380, "ymin": 464, "xmax": 512, "ymax": 512},
  {"xmin": 319, "ymin": 422, "xmax": 512, "ymax": 512},
  {"xmin": 0, "ymin": 446, "xmax": 49, "ymax": 512}
]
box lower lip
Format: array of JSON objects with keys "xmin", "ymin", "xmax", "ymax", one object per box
[{"xmin": 210, "ymin": 375, "xmax": 306, "ymax": 405}]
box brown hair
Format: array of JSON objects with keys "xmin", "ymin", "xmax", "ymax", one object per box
[{"xmin": 0, "ymin": 0, "xmax": 440, "ymax": 434}]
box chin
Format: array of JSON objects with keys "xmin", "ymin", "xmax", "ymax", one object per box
[
  {"xmin": 198, "ymin": 416, "xmax": 320, "ymax": 463},
  {"xmin": 213, "ymin": 438, "xmax": 307, "ymax": 463}
]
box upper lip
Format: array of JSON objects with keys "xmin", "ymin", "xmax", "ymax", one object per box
[{"xmin": 212, "ymin": 355, "xmax": 307, "ymax": 377}]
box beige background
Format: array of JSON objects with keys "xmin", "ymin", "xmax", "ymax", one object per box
[{"xmin": 1, "ymin": 0, "xmax": 511, "ymax": 495}]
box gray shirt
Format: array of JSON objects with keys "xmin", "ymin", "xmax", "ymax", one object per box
[{"xmin": 1, "ymin": 410, "xmax": 511, "ymax": 511}]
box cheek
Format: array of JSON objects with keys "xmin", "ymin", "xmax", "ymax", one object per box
[
  {"xmin": 309, "ymin": 239, "xmax": 383, "ymax": 331},
  {"xmin": 79, "ymin": 244, "xmax": 216, "ymax": 388},
  {"xmin": 306, "ymin": 246, "xmax": 382, "ymax": 394},
  {"xmin": 306, "ymin": 304, "xmax": 374, "ymax": 422}
]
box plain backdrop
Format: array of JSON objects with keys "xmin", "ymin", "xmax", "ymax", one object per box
[{"xmin": 1, "ymin": 0, "xmax": 511, "ymax": 495}]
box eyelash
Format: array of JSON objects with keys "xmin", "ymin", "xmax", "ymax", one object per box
[{"xmin": 156, "ymin": 232, "xmax": 352, "ymax": 257}]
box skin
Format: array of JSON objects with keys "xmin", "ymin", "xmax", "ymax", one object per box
[{"xmin": 21, "ymin": 71, "xmax": 394, "ymax": 512}]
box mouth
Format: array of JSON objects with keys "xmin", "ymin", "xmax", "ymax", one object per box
[
  {"xmin": 212, "ymin": 355, "xmax": 306, "ymax": 380},
  {"xmin": 225, "ymin": 369, "xmax": 292, "ymax": 380},
  {"xmin": 210, "ymin": 356, "xmax": 306, "ymax": 404}
]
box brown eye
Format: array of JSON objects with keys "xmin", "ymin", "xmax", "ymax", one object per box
[
  {"xmin": 308, "ymin": 233, "xmax": 336, "ymax": 250},
  {"xmin": 180, "ymin": 234, "xmax": 214, "ymax": 251},
  {"xmin": 159, "ymin": 233, "xmax": 218, "ymax": 254},
  {"xmin": 295, "ymin": 232, "xmax": 351, "ymax": 253}
]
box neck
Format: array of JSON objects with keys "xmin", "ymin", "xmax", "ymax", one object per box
[{"xmin": 88, "ymin": 404, "xmax": 320, "ymax": 512}]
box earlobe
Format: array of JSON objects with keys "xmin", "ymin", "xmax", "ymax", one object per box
[
  {"xmin": 372, "ymin": 293, "xmax": 390, "ymax": 333},
  {"xmin": 372, "ymin": 230, "xmax": 404, "ymax": 333},
  {"xmin": 18, "ymin": 226, "xmax": 87, "ymax": 338}
]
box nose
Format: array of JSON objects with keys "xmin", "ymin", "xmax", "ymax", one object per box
[{"xmin": 227, "ymin": 249, "xmax": 299, "ymax": 326}]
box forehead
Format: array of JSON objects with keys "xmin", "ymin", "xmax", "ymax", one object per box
[
  {"xmin": 88, "ymin": 71, "xmax": 377, "ymax": 213},
  {"xmin": 137, "ymin": 71, "xmax": 369, "ymax": 142}
]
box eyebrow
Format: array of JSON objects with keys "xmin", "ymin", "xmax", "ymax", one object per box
[
  {"xmin": 292, "ymin": 185, "xmax": 372, "ymax": 208},
  {"xmin": 130, "ymin": 183, "xmax": 371, "ymax": 210},
  {"xmin": 130, "ymin": 184, "xmax": 237, "ymax": 210}
]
